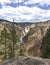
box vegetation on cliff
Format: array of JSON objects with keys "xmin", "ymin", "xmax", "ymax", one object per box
[
  {"xmin": 41, "ymin": 27, "xmax": 50, "ymax": 58},
  {"xmin": 0, "ymin": 21, "xmax": 24, "ymax": 62}
]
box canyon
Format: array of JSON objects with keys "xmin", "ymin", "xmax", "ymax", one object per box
[{"xmin": 0, "ymin": 19, "xmax": 50, "ymax": 57}]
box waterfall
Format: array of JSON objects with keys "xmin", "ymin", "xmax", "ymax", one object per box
[
  {"xmin": 20, "ymin": 36, "xmax": 23, "ymax": 43},
  {"xmin": 25, "ymin": 26, "xmax": 29, "ymax": 33},
  {"xmin": 20, "ymin": 26, "xmax": 30, "ymax": 44}
]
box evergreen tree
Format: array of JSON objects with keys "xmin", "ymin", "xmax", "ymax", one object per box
[
  {"xmin": 18, "ymin": 47, "xmax": 24, "ymax": 56},
  {"xmin": 8, "ymin": 42, "xmax": 13, "ymax": 59},
  {"xmin": 10, "ymin": 19, "xmax": 17, "ymax": 57},
  {"xmin": 1, "ymin": 27, "xmax": 7, "ymax": 60},
  {"xmin": 0, "ymin": 20, "xmax": 19, "ymax": 61},
  {"xmin": 41, "ymin": 27, "xmax": 50, "ymax": 58},
  {"xmin": 0, "ymin": 26, "xmax": 11, "ymax": 60}
]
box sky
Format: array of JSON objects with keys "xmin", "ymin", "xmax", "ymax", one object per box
[{"xmin": 0, "ymin": 0, "xmax": 50, "ymax": 22}]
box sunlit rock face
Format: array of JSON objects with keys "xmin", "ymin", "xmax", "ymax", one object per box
[
  {"xmin": 0, "ymin": 19, "xmax": 50, "ymax": 57},
  {"xmin": 21, "ymin": 21, "xmax": 50, "ymax": 57}
]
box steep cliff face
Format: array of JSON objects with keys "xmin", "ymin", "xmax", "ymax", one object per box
[
  {"xmin": 0, "ymin": 19, "xmax": 50, "ymax": 57},
  {"xmin": 23, "ymin": 21, "xmax": 50, "ymax": 56}
]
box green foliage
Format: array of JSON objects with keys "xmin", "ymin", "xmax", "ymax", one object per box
[
  {"xmin": 0, "ymin": 24, "xmax": 17, "ymax": 60},
  {"xmin": 10, "ymin": 21, "xmax": 17, "ymax": 57},
  {"xmin": 0, "ymin": 27, "xmax": 11, "ymax": 60},
  {"xmin": 18, "ymin": 47, "xmax": 24, "ymax": 56},
  {"xmin": 0, "ymin": 21, "xmax": 19, "ymax": 61},
  {"xmin": 41, "ymin": 27, "xmax": 50, "ymax": 58},
  {"xmin": 8, "ymin": 42, "xmax": 13, "ymax": 59}
]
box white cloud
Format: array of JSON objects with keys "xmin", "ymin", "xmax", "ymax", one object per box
[{"xmin": 0, "ymin": 2, "xmax": 50, "ymax": 22}]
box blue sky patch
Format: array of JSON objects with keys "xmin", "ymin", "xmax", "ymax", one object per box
[{"xmin": 0, "ymin": 3, "xmax": 2, "ymax": 9}]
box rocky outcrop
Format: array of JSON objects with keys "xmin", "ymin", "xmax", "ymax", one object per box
[{"xmin": 0, "ymin": 56, "xmax": 50, "ymax": 65}]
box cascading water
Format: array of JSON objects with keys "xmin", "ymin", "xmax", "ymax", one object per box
[
  {"xmin": 20, "ymin": 36, "xmax": 23, "ymax": 43},
  {"xmin": 19, "ymin": 31, "xmax": 25, "ymax": 44},
  {"xmin": 25, "ymin": 27, "xmax": 29, "ymax": 33},
  {"xmin": 19, "ymin": 26, "xmax": 30, "ymax": 44}
]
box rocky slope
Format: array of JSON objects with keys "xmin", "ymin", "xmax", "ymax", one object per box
[
  {"xmin": 0, "ymin": 56, "xmax": 50, "ymax": 65},
  {"xmin": 0, "ymin": 19, "xmax": 50, "ymax": 57},
  {"xmin": 23, "ymin": 21, "xmax": 50, "ymax": 56}
]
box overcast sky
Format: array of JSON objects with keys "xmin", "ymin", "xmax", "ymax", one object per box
[{"xmin": 0, "ymin": 0, "xmax": 50, "ymax": 22}]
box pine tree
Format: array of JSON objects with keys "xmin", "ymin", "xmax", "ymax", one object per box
[
  {"xmin": 0, "ymin": 20, "xmax": 19, "ymax": 61},
  {"xmin": 8, "ymin": 42, "xmax": 13, "ymax": 59},
  {"xmin": 41, "ymin": 27, "xmax": 50, "ymax": 58},
  {"xmin": 10, "ymin": 19, "xmax": 17, "ymax": 58},
  {"xmin": 18, "ymin": 46, "xmax": 24, "ymax": 56},
  {"xmin": 1, "ymin": 27, "xmax": 7, "ymax": 60},
  {"xmin": 0, "ymin": 26, "xmax": 11, "ymax": 60}
]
